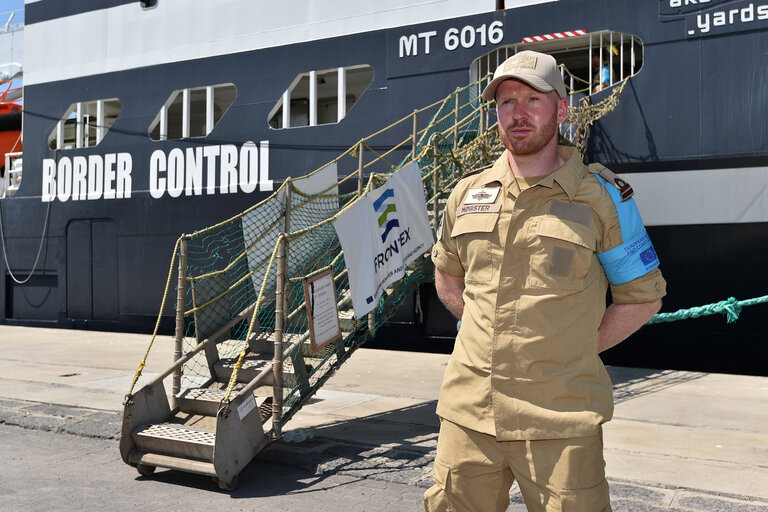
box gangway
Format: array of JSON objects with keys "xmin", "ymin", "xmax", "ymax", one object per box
[{"xmin": 120, "ymin": 72, "xmax": 627, "ymax": 490}]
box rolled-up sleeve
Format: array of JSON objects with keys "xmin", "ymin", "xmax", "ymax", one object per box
[
  {"xmin": 431, "ymin": 191, "xmax": 464, "ymax": 277},
  {"xmin": 610, "ymin": 267, "xmax": 666, "ymax": 304},
  {"xmin": 432, "ymin": 243, "xmax": 463, "ymax": 277}
]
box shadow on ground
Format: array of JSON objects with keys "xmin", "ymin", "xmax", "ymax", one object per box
[
  {"xmin": 606, "ymin": 366, "xmax": 705, "ymax": 405},
  {"xmin": 136, "ymin": 400, "xmax": 440, "ymax": 497}
]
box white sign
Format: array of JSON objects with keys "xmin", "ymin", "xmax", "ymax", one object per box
[
  {"xmin": 333, "ymin": 162, "xmax": 433, "ymax": 318},
  {"xmin": 398, "ymin": 20, "xmax": 504, "ymax": 58},
  {"xmin": 303, "ymin": 269, "xmax": 342, "ymax": 352},
  {"xmin": 237, "ymin": 394, "xmax": 257, "ymax": 420}
]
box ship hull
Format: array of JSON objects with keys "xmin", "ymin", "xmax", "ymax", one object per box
[{"xmin": 3, "ymin": 0, "xmax": 768, "ymax": 374}]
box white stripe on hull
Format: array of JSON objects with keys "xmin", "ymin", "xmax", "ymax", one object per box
[
  {"xmin": 25, "ymin": 0, "xmax": 558, "ymax": 86},
  {"xmin": 627, "ymin": 167, "xmax": 768, "ymax": 226}
]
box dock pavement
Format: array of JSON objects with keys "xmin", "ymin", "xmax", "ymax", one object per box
[{"xmin": 0, "ymin": 325, "xmax": 767, "ymax": 511}]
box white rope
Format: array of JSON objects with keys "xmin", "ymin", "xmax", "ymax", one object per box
[{"xmin": 0, "ymin": 198, "xmax": 52, "ymax": 284}]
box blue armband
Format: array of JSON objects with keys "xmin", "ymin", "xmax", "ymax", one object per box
[{"xmin": 595, "ymin": 174, "xmax": 660, "ymax": 285}]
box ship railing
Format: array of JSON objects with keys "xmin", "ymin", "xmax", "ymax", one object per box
[
  {"xmin": 0, "ymin": 9, "xmax": 23, "ymax": 34},
  {"xmin": 1, "ymin": 152, "xmax": 22, "ymax": 199},
  {"xmin": 473, "ymin": 29, "xmax": 641, "ymax": 100},
  {"xmin": 586, "ymin": 30, "xmax": 640, "ymax": 96}
]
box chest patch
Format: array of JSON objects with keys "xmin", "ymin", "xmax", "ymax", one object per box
[
  {"xmin": 464, "ymin": 187, "xmax": 500, "ymax": 205},
  {"xmin": 549, "ymin": 200, "xmax": 593, "ymax": 227}
]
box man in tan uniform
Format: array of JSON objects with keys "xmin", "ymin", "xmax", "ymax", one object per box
[{"xmin": 425, "ymin": 51, "xmax": 666, "ymax": 512}]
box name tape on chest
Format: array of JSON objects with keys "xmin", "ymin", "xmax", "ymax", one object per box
[
  {"xmin": 463, "ymin": 187, "xmax": 500, "ymax": 205},
  {"xmin": 456, "ymin": 203, "xmax": 502, "ymax": 217}
]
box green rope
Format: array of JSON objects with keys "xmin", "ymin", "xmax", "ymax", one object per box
[{"xmin": 647, "ymin": 295, "xmax": 768, "ymax": 325}]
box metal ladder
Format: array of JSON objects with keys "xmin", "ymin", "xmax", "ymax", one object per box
[
  {"xmin": 119, "ymin": 250, "xmax": 361, "ymax": 491},
  {"xmin": 119, "ymin": 318, "xmax": 353, "ymax": 490}
]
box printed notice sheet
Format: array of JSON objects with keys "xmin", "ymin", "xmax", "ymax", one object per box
[{"xmin": 303, "ymin": 269, "xmax": 341, "ymax": 352}]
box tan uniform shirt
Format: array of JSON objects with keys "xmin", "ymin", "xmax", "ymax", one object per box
[{"xmin": 431, "ymin": 146, "xmax": 667, "ymax": 441}]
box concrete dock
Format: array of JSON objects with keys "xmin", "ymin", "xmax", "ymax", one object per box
[{"xmin": 0, "ymin": 325, "xmax": 767, "ymax": 511}]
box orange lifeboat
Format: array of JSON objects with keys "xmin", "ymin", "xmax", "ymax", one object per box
[{"xmin": 0, "ymin": 82, "xmax": 23, "ymax": 176}]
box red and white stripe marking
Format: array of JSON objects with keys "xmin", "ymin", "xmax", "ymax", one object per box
[{"xmin": 522, "ymin": 29, "xmax": 586, "ymax": 43}]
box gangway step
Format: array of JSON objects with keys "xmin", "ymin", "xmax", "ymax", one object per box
[
  {"xmin": 176, "ymin": 387, "xmax": 273, "ymax": 420},
  {"xmin": 214, "ymin": 355, "xmax": 296, "ymax": 385},
  {"xmin": 128, "ymin": 451, "xmax": 217, "ymax": 478},
  {"xmin": 133, "ymin": 423, "xmax": 215, "ymax": 461}
]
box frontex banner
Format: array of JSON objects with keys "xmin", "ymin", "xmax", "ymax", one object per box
[{"xmin": 333, "ymin": 162, "xmax": 433, "ymax": 318}]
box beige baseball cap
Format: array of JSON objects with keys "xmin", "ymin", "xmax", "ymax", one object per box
[{"xmin": 481, "ymin": 50, "xmax": 567, "ymax": 101}]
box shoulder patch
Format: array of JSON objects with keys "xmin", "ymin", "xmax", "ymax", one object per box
[
  {"xmin": 461, "ymin": 164, "xmax": 493, "ymax": 180},
  {"xmin": 589, "ymin": 164, "xmax": 633, "ymax": 202}
]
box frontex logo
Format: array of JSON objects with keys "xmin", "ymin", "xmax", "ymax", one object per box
[{"xmin": 373, "ymin": 188, "xmax": 399, "ymax": 243}]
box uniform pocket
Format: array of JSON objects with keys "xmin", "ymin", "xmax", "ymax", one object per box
[
  {"xmin": 526, "ymin": 217, "xmax": 596, "ymax": 291},
  {"xmin": 559, "ymin": 479, "xmax": 611, "ymax": 512},
  {"xmin": 432, "ymin": 458, "xmax": 452, "ymax": 491},
  {"xmin": 450, "ymin": 213, "xmax": 499, "ymax": 283}
]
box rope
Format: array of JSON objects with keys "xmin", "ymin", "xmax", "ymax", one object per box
[
  {"xmin": 361, "ymin": 140, "xmax": 395, "ymax": 170},
  {"xmin": 566, "ymin": 78, "xmax": 629, "ymax": 157},
  {"xmin": 289, "ymin": 182, "xmax": 353, "ymax": 201},
  {"xmin": 184, "ymin": 245, "xmax": 275, "ymax": 315},
  {"xmin": 186, "ymin": 213, "xmax": 284, "ymax": 284},
  {"xmin": 221, "ymin": 234, "xmax": 282, "ymax": 403},
  {"xmin": 647, "ymin": 295, "xmax": 768, "ymax": 325},
  {"xmin": 0, "ymin": 198, "xmax": 52, "ymax": 285},
  {"xmin": 186, "ymin": 179, "xmax": 289, "ymax": 238},
  {"xmin": 124, "ymin": 236, "xmax": 182, "ymax": 402}
]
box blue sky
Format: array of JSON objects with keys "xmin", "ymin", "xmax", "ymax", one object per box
[
  {"xmin": 1, "ymin": 0, "xmax": 24, "ymax": 23},
  {"xmin": 2, "ymin": 0, "xmax": 24, "ymax": 95}
]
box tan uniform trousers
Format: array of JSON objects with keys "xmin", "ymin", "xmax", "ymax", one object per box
[{"xmin": 424, "ymin": 419, "xmax": 612, "ymax": 512}]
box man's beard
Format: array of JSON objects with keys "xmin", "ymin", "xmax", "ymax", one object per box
[{"xmin": 499, "ymin": 109, "xmax": 559, "ymax": 157}]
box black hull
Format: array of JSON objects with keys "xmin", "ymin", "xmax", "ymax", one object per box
[
  {"xmin": 3, "ymin": 0, "xmax": 768, "ymax": 375},
  {"xmin": 379, "ymin": 221, "xmax": 768, "ymax": 377}
]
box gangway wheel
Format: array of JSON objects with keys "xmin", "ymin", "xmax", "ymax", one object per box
[{"xmin": 136, "ymin": 463, "xmax": 156, "ymax": 476}]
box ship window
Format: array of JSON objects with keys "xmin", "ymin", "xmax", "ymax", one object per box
[
  {"xmin": 470, "ymin": 30, "xmax": 644, "ymax": 99},
  {"xmin": 471, "ymin": 31, "xmax": 643, "ymax": 145},
  {"xmin": 268, "ymin": 65, "xmax": 374, "ymax": 129},
  {"xmin": 0, "ymin": 153, "xmax": 22, "ymax": 199},
  {"xmin": 148, "ymin": 83, "xmax": 236, "ymax": 141},
  {"xmin": 140, "ymin": 0, "xmax": 158, "ymax": 8},
  {"xmin": 47, "ymin": 99, "xmax": 122, "ymax": 150}
]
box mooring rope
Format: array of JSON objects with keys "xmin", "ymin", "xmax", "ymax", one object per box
[{"xmin": 647, "ymin": 295, "xmax": 768, "ymax": 325}]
